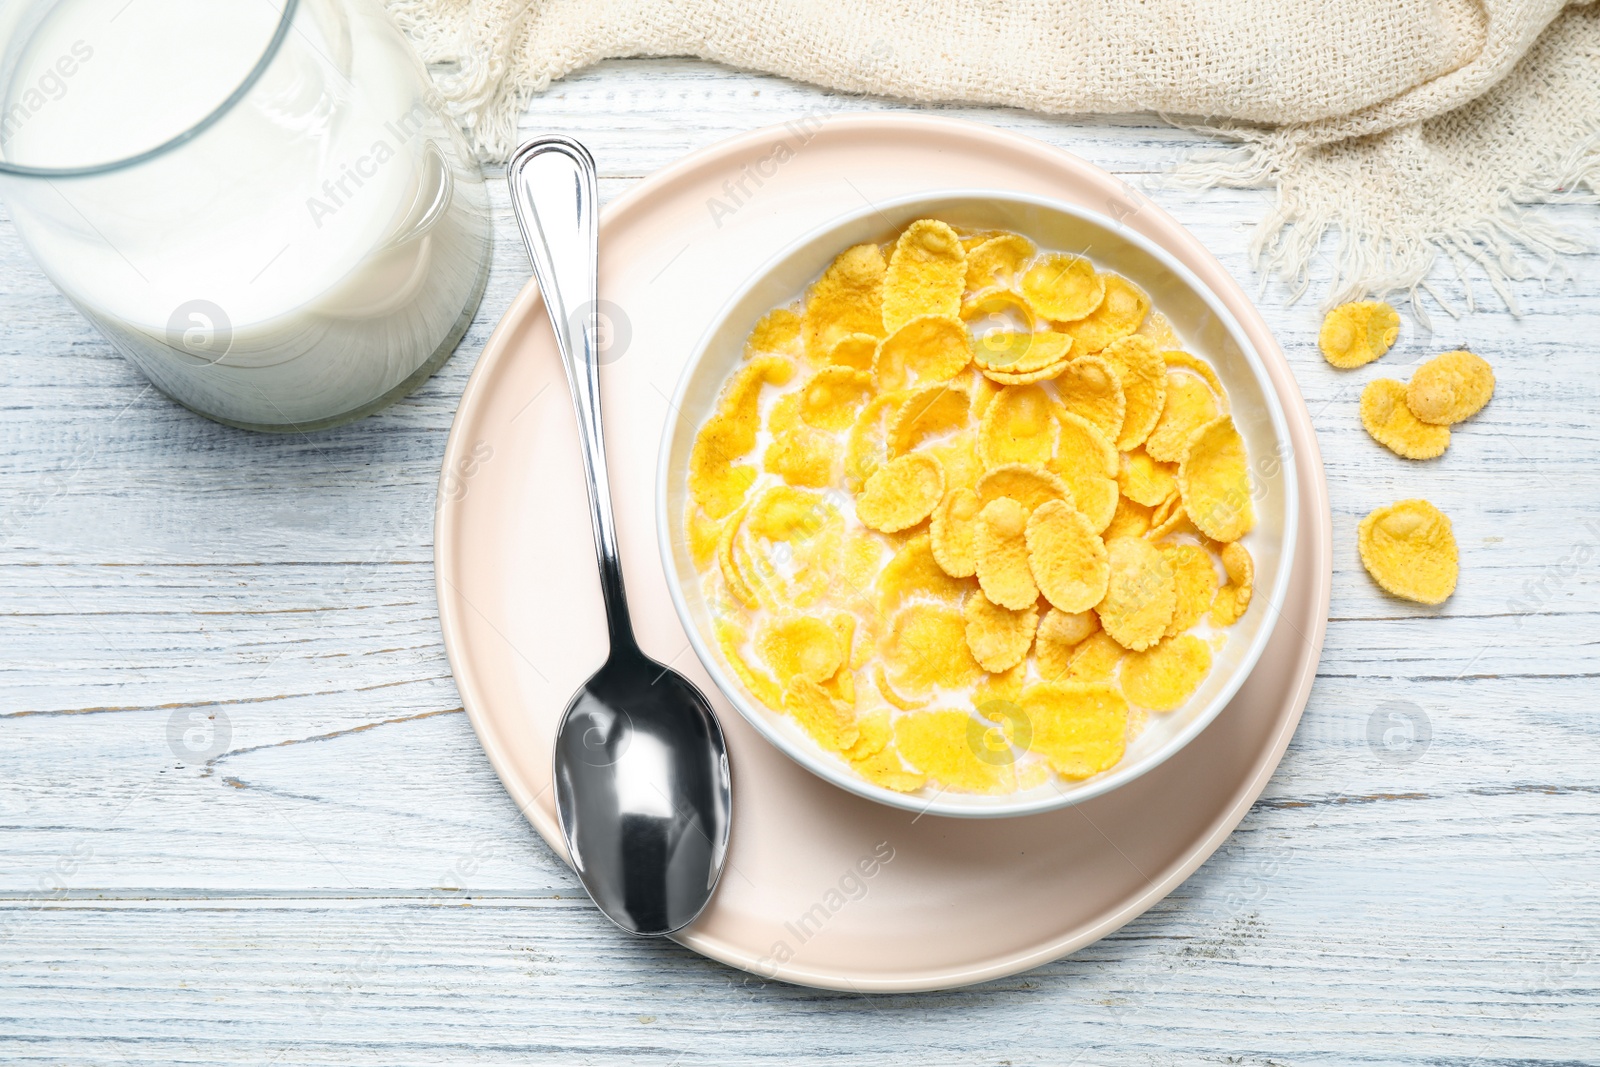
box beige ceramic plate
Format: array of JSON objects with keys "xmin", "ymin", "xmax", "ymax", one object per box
[{"xmin": 435, "ymin": 114, "xmax": 1331, "ymax": 992}]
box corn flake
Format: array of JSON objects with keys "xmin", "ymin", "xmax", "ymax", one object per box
[
  {"xmin": 1060, "ymin": 274, "xmax": 1149, "ymax": 354},
  {"xmin": 883, "ymin": 219, "xmax": 966, "ymax": 335},
  {"xmin": 1118, "ymin": 447, "xmax": 1178, "ymax": 508},
  {"xmin": 974, "ymin": 496, "xmax": 1039, "ymax": 610},
  {"xmin": 1121, "ymin": 634, "xmax": 1212, "ymax": 712},
  {"xmin": 1145, "ymin": 370, "xmax": 1221, "ymax": 462},
  {"xmin": 758, "ymin": 614, "xmax": 845, "ymax": 685},
  {"xmin": 964, "ymin": 233, "xmax": 1036, "ymax": 292},
  {"xmin": 802, "ymin": 244, "xmax": 886, "ymax": 364},
  {"xmin": 765, "ymin": 425, "xmax": 840, "ymax": 487},
  {"xmin": 1105, "ymin": 495, "xmax": 1153, "ymax": 540},
  {"xmin": 927, "ymin": 432, "xmax": 983, "ymax": 493},
  {"xmin": 881, "ymin": 603, "xmax": 984, "ymax": 693},
  {"xmin": 1100, "ymin": 335, "xmax": 1167, "ymax": 451},
  {"xmin": 1178, "ymin": 415, "xmax": 1255, "ymax": 542},
  {"xmin": 1361, "ymin": 378, "xmax": 1450, "ymax": 460},
  {"xmin": 783, "ymin": 677, "xmax": 860, "ymax": 753},
  {"xmin": 887, "ymin": 384, "xmax": 971, "ymax": 456},
  {"xmin": 684, "ymin": 504, "xmax": 723, "ymax": 569},
  {"xmin": 746, "ymin": 307, "xmax": 803, "ymax": 359},
  {"xmin": 827, "ymin": 332, "xmax": 880, "ymax": 371},
  {"xmin": 1319, "ymin": 300, "xmax": 1399, "ymax": 369},
  {"xmin": 844, "ymin": 392, "xmax": 898, "ymax": 490},
  {"xmin": 972, "ymin": 330, "xmax": 1073, "ymax": 384},
  {"xmin": 800, "ymin": 367, "xmax": 875, "ymax": 431},
  {"xmin": 878, "ymin": 531, "xmax": 970, "ymax": 616},
  {"xmin": 1056, "ymin": 355, "xmax": 1126, "ymax": 445},
  {"xmin": 960, "ymin": 288, "xmax": 1039, "ymax": 334},
  {"xmin": 1097, "ymin": 536, "xmax": 1177, "ymax": 651},
  {"xmin": 1210, "ymin": 540, "xmax": 1254, "ymax": 626},
  {"xmin": 1020, "ymin": 253, "xmax": 1105, "ymax": 322},
  {"xmin": 963, "ymin": 589, "xmax": 1039, "ymax": 673},
  {"xmin": 1358, "ymin": 498, "xmax": 1458, "ymax": 605},
  {"xmin": 976, "ymin": 463, "xmax": 1069, "ymax": 512},
  {"xmin": 930, "ymin": 487, "xmax": 982, "ymax": 577},
  {"xmin": 1067, "ymin": 631, "xmax": 1124, "ymax": 681},
  {"xmin": 716, "ymin": 616, "xmax": 782, "ymax": 709},
  {"xmin": 856, "ymin": 452, "xmax": 945, "ymax": 533},
  {"xmin": 875, "ymin": 315, "xmax": 973, "ymax": 391},
  {"xmin": 894, "ymin": 710, "xmax": 1016, "ymax": 794},
  {"xmin": 1025, "ymin": 498, "xmax": 1110, "ymax": 613},
  {"xmin": 1049, "ymin": 411, "xmax": 1119, "ymax": 533},
  {"xmin": 1035, "ymin": 607, "xmax": 1099, "ymax": 680},
  {"xmin": 1406, "ymin": 350, "xmax": 1494, "ymax": 425},
  {"xmin": 852, "ymin": 744, "xmax": 928, "ymax": 792},
  {"xmin": 978, "ymin": 384, "xmax": 1058, "ymax": 467},
  {"xmin": 1018, "ymin": 681, "xmax": 1128, "ymax": 780},
  {"xmin": 1161, "ymin": 542, "xmax": 1219, "ymax": 636},
  {"xmin": 1162, "ymin": 351, "xmax": 1227, "ymax": 405}
]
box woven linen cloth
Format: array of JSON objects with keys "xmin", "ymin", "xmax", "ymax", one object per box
[{"xmin": 385, "ymin": 0, "xmax": 1600, "ymax": 316}]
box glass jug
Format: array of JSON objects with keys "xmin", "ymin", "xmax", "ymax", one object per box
[{"xmin": 0, "ymin": 0, "xmax": 491, "ymax": 431}]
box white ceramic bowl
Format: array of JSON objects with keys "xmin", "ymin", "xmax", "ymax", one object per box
[{"xmin": 658, "ymin": 190, "xmax": 1298, "ymax": 818}]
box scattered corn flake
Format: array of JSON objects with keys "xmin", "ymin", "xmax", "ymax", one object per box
[
  {"xmin": 765, "ymin": 425, "xmax": 840, "ymax": 487},
  {"xmin": 894, "ymin": 709, "xmax": 1017, "ymax": 794},
  {"xmin": 963, "ymin": 589, "xmax": 1039, "ymax": 673},
  {"xmin": 1147, "ymin": 491, "xmax": 1196, "ymax": 541},
  {"xmin": 1020, "ymin": 253, "xmax": 1105, "ymax": 322},
  {"xmin": 973, "ymin": 330, "xmax": 1073, "ymax": 383},
  {"xmin": 1145, "ymin": 370, "xmax": 1221, "ymax": 462},
  {"xmin": 1059, "ymin": 274, "xmax": 1149, "ymax": 354},
  {"xmin": 1161, "ymin": 542, "xmax": 1219, "ymax": 637},
  {"xmin": 974, "ymin": 661, "xmax": 1028, "ymax": 708},
  {"xmin": 1067, "ymin": 631, "xmax": 1124, "ymax": 681},
  {"xmin": 856, "ymin": 451, "xmax": 945, "ymax": 533},
  {"xmin": 883, "ymin": 219, "xmax": 967, "ymax": 335},
  {"xmin": 1100, "ymin": 335, "xmax": 1167, "ymax": 451},
  {"xmin": 687, "ymin": 354, "xmax": 794, "ymax": 517},
  {"xmin": 746, "ymin": 306, "xmax": 803, "ymax": 359},
  {"xmin": 1319, "ymin": 300, "xmax": 1399, "ymax": 369},
  {"xmin": 1049, "ymin": 411, "xmax": 1119, "ymax": 533},
  {"xmin": 852, "ymin": 744, "xmax": 928, "ymax": 792},
  {"xmin": 783, "ymin": 677, "xmax": 860, "ymax": 753},
  {"xmin": 960, "ymin": 288, "xmax": 1039, "ymax": 334},
  {"xmin": 1118, "ymin": 447, "xmax": 1179, "ymax": 508},
  {"xmin": 930, "ymin": 486, "xmax": 982, "ymax": 577},
  {"xmin": 1358, "ymin": 499, "xmax": 1458, "ymax": 605},
  {"xmin": 1035, "ymin": 607, "xmax": 1099, "ymax": 680},
  {"xmin": 964, "ymin": 233, "xmax": 1036, "ymax": 292},
  {"xmin": 684, "ymin": 504, "xmax": 722, "ymax": 569},
  {"xmin": 974, "ymin": 496, "xmax": 1039, "ymax": 610},
  {"xmin": 1210, "ymin": 541, "xmax": 1254, "ymax": 626},
  {"xmin": 717, "ymin": 504, "xmax": 758, "ymax": 608},
  {"xmin": 1161, "ymin": 351, "xmax": 1227, "ymax": 403},
  {"xmin": 827, "ymin": 331, "xmax": 880, "ymax": 371},
  {"xmin": 928, "ymin": 432, "xmax": 983, "ymax": 493},
  {"xmin": 1097, "ymin": 536, "xmax": 1177, "ymax": 651},
  {"xmin": 872, "ymin": 663, "xmax": 930, "ymax": 711},
  {"xmin": 716, "ymin": 616, "xmax": 782, "ymax": 709},
  {"xmin": 887, "ymin": 384, "xmax": 970, "ymax": 456},
  {"xmin": 1056, "ymin": 355, "xmax": 1127, "ymax": 445},
  {"xmin": 802, "ymin": 243, "xmax": 886, "ymax": 364},
  {"xmin": 881, "ymin": 602, "xmax": 984, "ymax": 694},
  {"xmin": 976, "ymin": 463, "xmax": 1070, "ymax": 512},
  {"xmin": 1178, "ymin": 415, "xmax": 1255, "ymax": 542},
  {"xmin": 978, "ymin": 384, "xmax": 1058, "ymax": 467},
  {"xmin": 1018, "ymin": 681, "xmax": 1129, "ymax": 779},
  {"xmin": 843, "ymin": 532, "xmax": 887, "ymax": 603},
  {"xmin": 1361, "ymin": 378, "xmax": 1450, "ymax": 460},
  {"xmin": 800, "ymin": 366, "xmax": 875, "ymax": 431},
  {"xmin": 1025, "ymin": 498, "xmax": 1110, "ymax": 613},
  {"xmin": 844, "ymin": 392, "xmax": 898, "ymax": 491},
  {"xmin": 874, "ymin": 314, "xmax": 973, "ymax": 391},
  {"xmin": 758, "ymin": 615, "xmax": 845, "ymax": 685},
  {"xmin": 843, "ymin": 707, "xmax": 890, "ymax": 761},
  {"xmin": 768, "ymin": 391, "xmax": 803, "ymax": 436},
  {"xmin": 878, "ymin": 531, "xmax": 971, "ymax": 616},
  {"xmin": 1105, "ymin": 495, "xmax": 1154, "ymax": 540},
  {"xmin": 1406, "ymin": 350, "xmax": 1494, "ymax": 425},
  {"xmin": 1121, "ymin": 634, "xmax": 1212, "ymax": 712}
]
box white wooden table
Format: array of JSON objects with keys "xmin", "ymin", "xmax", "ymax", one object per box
[{"xmin": 3, "ymin": 60, "xmax": 1598, "ymax": 1065}]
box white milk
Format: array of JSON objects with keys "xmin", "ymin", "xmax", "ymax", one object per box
[{"xmin": 0, "ymin": 0, "xmax": 489, "ymax": 429}]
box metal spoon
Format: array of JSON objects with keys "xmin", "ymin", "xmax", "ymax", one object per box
[{"xmin": 507, "ymin": 136, "xmax": 732, "ymax": 936}]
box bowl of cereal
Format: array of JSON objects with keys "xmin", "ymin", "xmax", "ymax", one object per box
[{"xmin": 658, "ymin": 191, "xmax": 1297, "ymax": 817}]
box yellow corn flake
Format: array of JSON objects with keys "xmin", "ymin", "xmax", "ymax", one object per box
[
  {"xmin": 1060, "ymin": 274, "xmax": 1149, "ymax": 354},
  {"xmin": 1319, "ymin": 300, "xmax": 1399, "ymax": 369},
  {"xmin": 1025, "ymin": 498, "xmax": 1110, "ymax": 613},
  {"xmin": 1210, "ymin": 540, "xmax": 1254, "ymax": 626},
  {"xmin": 827, "ymin": 331, "xmax": 880, "ymax": 371},
  {"xmin": 1117, "ymin": 447, "xmax": 1178, "ymax": 508},
  {"xmin": 1147, "ymin": 491, "xmax": 1197, "ymax": 541},
  {"xmin": 964, "ymin": 233, "xmax": 1036, "ymax": 292},
  {"xmin": 928, "ymin": 432, "xmax": 983, "ymax": 493},
  {"xmin": 1067, "ymin": 631, "xmax": 1124, "ymax": 682},
  {"xmin": 746, "ymin": 307, "xmax": 803, "ymax": 359},
  {"xmin": 1017, "ymin": 681, "xmax": 1128, "ymax": 780},
  {"xmin": 976, "ymin": 463, "xmax": 1069, "ymax": 512},
  {"xmin": 1406, "ymin": 350, "xmax": 1494, "ymax": 425},
  {"xmin": 963, "ymin": 368, "xmax": 1003, "ymax": 420},
  {"xmin": 1049, "ymin": 411, "xmax": 1119, "ymax": 533},
  {"xmin": 856, "ymin": 452, "xmax": 945, "ymax": 533},
  {"xmin": 716, "ymin": 617, "xmax": 782, "ymax": 709},
  {"xmin": 872, "ymin": 663, "xmax": 929, "ymax": 711},
  {"xmin": 1361, "ymin": 378, "xmax": 1450, "ymax": 460},
  {"xmin": 930, "ymin": 487, "xmax": 982, "ymax": 578},
  {"xmin": 877, "ymin": 531, "xmax": 970, "ymax": 616},
  {"xmin": 758, "ymin": 615, "xmax": 845, "ymax": 685},
  {"xmin": 1178, "ymin": 415, "xmax": 1255, "ymax": 542},
  {"xmin": 800, "ymin": 366, "xmax": 875, "ymax": 431},
  {"xmin": 972, "ymin": 330, "xmax": 1073, "ymax": 384},
  {"xmin": 684, "ymin": 504, "xmax": 723, "ymax": 569},
  {"xmin": 978, "ymin": 384, "xmax": 1058, "ymax": 467},
  {"xmin": 1035, "ymin": 607, "xmax": 1099, "ymax": 680},
  {"xmin": 843, "ymin": 707, "xmax": 889, "ymax": 761},
  {"xmin": 882, "ymin": 219, "xmax": 967, "ymax": 335},
  {"xmin": 852, "ymin": 744, "xmax": 928, "ymax": 792},
  {"xmin": 1098, "ymin": 536, "xmax": 1177, "ymax": 651},
  {"xmin": 974, "ymin": 496, "xmax": 1038, "ymax": 610},
  {"xmin": 1145, "ymin": 370, "xmax": 1221, "ymax": 462},
  {"xmin": 802, "ymin": 243, "xmax": 886, "ymax": 364},
  {"xmin": 1121, "ymin": 634, "xmax": 1212, "ymax": 712},
  {"xmin": 687, "ymin": 354, "xmax": 794, "ymax": 517},
  {"xmin": 960, "ymin": 288, "xmax": 1039, "ymax": 334},
  {"xmin": 765, "ymin": 425, "xmax": 840, "ymax": 487},
  {"xmin": 1358, "ymin": 499, "xmax": 1458, "ymax": 605},
  {"xmin": 887, "ymin": 384, "xmax": 970, "ymax": 456},
  {"xmin": 962, "ymin": 589, "xmax": 1038, "ymax": 673},
  {"xmin": 844, "ymin": 392, "xmax": 898, "ymax": 491},
  {"xmin": 783, "ymin": 677, "xmax": 860, "ymax": 753},
  {"xmin": 1055, "ymin": 355, "xmax": 1126, "ymax": 445},
  {"xmin": 1020, "ymin": 253, "xmax": 1105, "ymax": 322},
  {"xmin": 1161, "ymin": 542, "xmax": 1219, "ymax": 636},
  {"xmin": 894, "ymin": 709, "xmax": 1017, "ymax": 794},
  {"xmin": 1100, "ymin": 335, "xmax": 1167, "ymax": 451},
  {"xmin": 974, "ymin": 661, "xmax": 1027, "ymax": 709},
  {"xmin": 768, "ymin": 392, "xmax": 803, "ymax": 436},
  {"xmin": 1162, "ymin": 351, "xmax": 1227, "ymax": 406},
  {"xmin": 881, "ymin": 603, "xmax": 984, "ymax": 694},
  {"xmin": 746, "ymin": 484, "xmax": 832, "ymax": 542},
  {"xmin": 874, "ymin": 315, "xmax": 973, "ymax": 391},
  {"xmin": 1105, "ymin": 495, "xmax": 1153, "ymax": 540}
]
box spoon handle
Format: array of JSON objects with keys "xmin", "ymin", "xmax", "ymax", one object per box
[{"xmin": 508, "ymin": 137, "xmax": 634, "ymax": 649}]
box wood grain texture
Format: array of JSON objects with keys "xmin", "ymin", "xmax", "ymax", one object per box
[{"xmin": 3, "ymin": 58, "xmax": 1598, "ymax": 1065}]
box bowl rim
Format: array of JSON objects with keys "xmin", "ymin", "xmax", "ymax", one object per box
[{"xmin": 655, "ymin": 188, "xmax": 1300, "ymax": 819}]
